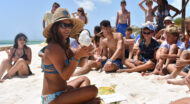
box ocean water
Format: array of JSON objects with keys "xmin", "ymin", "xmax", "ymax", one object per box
[{"xmin": 0, "ymin": 40, "xmax": 44, "ymax": 47}]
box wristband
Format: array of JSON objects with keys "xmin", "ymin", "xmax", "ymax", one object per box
[
  {"xmin": 72, "ymin": 57, "xmax": 80, "ymax": 63},
  {"xmin": 108, "ymin": 59, "xmax": 113, "ymax": 62}
]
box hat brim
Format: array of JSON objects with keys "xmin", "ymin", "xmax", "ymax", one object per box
[{"xmin": 43, "ymin": 18, "xmax": 84, "ymax": 39}]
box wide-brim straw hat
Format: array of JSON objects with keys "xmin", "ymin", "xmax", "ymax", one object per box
[{"xmin": 43, "ymin": 8, "xmax": 84, "ymax": 38}]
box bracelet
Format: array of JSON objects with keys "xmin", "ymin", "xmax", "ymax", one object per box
[
  {"xmin": 108, "ymin": 59, "xmax": 113, "ymax": 62},
  {"xmin": 72, "ymin": 57, "xmax": 80, "ymax": 63}
]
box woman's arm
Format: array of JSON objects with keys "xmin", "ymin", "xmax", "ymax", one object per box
[
  {"xmin": 25, "ymin": 47, "xmax": 32, "ymax": 64},
  {"xmin": 139, "ymin": 0, "xmax": 146, "ymax": 12},
  {"xmin": 168, "ymin": 5, "xmax": 180, "ymax": 18},
  {"xmin": 47, "ymin": 44, "xmax": 92, "ymax": 81}
]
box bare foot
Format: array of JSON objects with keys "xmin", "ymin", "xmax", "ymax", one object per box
[
  {"xmin": 117, "ymin": 69, "xmax": 133, "ymax": 73},
  {"xmin": 142, "ymin": 70, "xmax": 160, "ymax": 76},
  {"xmin": 141, "ymin": 72, "xmax": 152, "ymax": 76},
  {"xmin": 167, "ymin": 77, "xmax": 190, "ymax": 91},
  {"xmin": 158, "ymin": 75, "xmax": 175, "ymax": 80},
  {"xmin": 2, "ymin": 74, "xmax": 11, "ymax": 80},
  {"xmin": 116, "ymin": 69, "xmax": 126, "ymax": 73}
]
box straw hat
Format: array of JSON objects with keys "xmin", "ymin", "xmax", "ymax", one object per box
[{"xmin": 43, "ymin": 8, "xmax": 84, "ymax": 38}]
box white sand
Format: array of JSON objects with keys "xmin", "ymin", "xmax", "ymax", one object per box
[{"xmin": 0, "ymin": 44, "xmax": 190, "ymax": 104}]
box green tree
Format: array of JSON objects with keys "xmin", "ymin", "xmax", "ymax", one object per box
[{"xmin": 174, "ymin": 17, "xmax": 182, "ymax": 27}]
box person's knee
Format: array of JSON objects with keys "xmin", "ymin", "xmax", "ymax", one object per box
[
  {"xmin": 181, "ymin": 50, "xmax": 190, "ymax": 59},
  {"xmin": 161, "ymin": 47, "xmax": 169, "ymax": 54},
  {"xmin": 17, "ymin": 58, "xmax": 25, "ymax": 63},
  {"xmin": 170, "ymin": 44, "xmax": 178, "ymax": 53},
  {"xmin": 1, "ymin": 58, "xmax": 10, "ymax": 64},
  {"xmin": 80, "ymin": 76, "xmax": 90, "ymax": 82},
  {"xmin": 88, "ymin": 85, "xmax": 98, "ymax": 96}
]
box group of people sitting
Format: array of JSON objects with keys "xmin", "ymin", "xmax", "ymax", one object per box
[{"xmin": 0, "ymin": 0, "xmax": 190, "ymax": 103}]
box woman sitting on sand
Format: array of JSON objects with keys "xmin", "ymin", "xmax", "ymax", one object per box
[
  {"xmin": 41, "ymin": 8, "xmax": 99, "ymax": 104},
  {"xmin": 0, "ymin": 33, "xmax": 32, "ymax": 82},
  {"xmin": 117, "ymin": 22, "xmax": 160, "ymax": 73}
]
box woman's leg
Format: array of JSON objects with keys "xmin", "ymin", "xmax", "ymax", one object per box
[
  {"xmin": 0, "ymin": 58, "xmax": 12, "ymax": 80},
  {"xmin": 3, "ymin": 58, "xmax": 29, "ymax": 79},
  {"xmin": 153, "ymin": 47, "xmax": 168, "ymax": 75},
  {"xmin": 167, "ymin": 72, "xmax": 190, "ymax": 91},
  {"xmin": 50, "ymin": 77, "xmax": 99, "ymax": 104},
  {"xmin": 78, "ymin": 57, "xmax": 88, "ymax": 67},
  {"xmin": 73, "ymin": 60, "xmax": 102, "ymax": 76},
  {"xmin": 170, "ymin": 97, "xmax": 190, "ymax": 104},
  {"xmin": 162, "ymin": 50, "xmax": 190, "ymax": 79},
  {"xmin": 67, "ymin": 76, "xmax": 90, "ymax": 88},
  {"xmin": 119, "ymin": 60, "xmax": 154, "ymax": 73},
  {"xmin": 163, "ymin": 44, "xmax": 178, "ymax": 74}
]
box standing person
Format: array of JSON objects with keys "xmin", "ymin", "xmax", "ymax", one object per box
[
  {"xmin": 0, "ymin": 33, "xmax": 32, "ymax": 82},
  {"xmin": 118, "ymin": 23, "xmax": 160, "ymax": 73},
  {"xmin": 41, "ymin": 8, "xmax": 99, "ymax": 104},
  {"xmin": 43, "ymin": 2, "xmax": 60, "ymax": 29},
  {"xmin": 139, "ymin": 0, "xmax": 155, "ymax": 22},
  {"xmin": 116, "ymin": 0, "xmax": 131, "ymax": 37},
  {"xmin": 152, "ymin": 0, "xmax": 180, "ymax": 32},
  {"xmin": 72, "ymin": 7, "xmax": 88, "ymax": 24}
]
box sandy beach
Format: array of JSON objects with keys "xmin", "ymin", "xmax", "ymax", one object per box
[{"xmin": 0, "ymin": 44, "xmax": 190, "ymax": 104}]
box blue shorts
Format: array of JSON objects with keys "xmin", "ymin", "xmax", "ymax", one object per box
[
  {"xmin": 183, "ymin": 65, "xmax": 190, "ymax": 73},
  {"xmin": 41, "ymin": 91, "xmax": 63, "ymax": 104},
  {"xmin": 101, "ymin": 58, "xmax": 123, "ymax": 69},
  {"xmin": 116, "ymin": 23, "xmax": 128, "ymax": 37}
]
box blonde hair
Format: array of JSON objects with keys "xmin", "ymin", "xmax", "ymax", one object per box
[{"xmin": 165, "ymin": 24, "xmax": 179, "ymax": 38}]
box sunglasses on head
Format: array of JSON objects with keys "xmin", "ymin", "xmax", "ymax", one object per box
[
  {"xmin": 143, "ymin": 31, "xmax": 152, "ymax": 35},
  {"xmin": 61, "ymin": 23, "xmax": 73, "ymax": 29}
]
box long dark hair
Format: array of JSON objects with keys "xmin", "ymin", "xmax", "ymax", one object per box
[
  {"xmin": 13, "ymin": 33, "xmax": 28, "ymax": 49},
  {"xmin": 158, "ymin": 0, "xmax": 168, "ymax": 13},
  {"xmin": 46, "ymin": 21, "xmax": 73, "ymax": 58}
]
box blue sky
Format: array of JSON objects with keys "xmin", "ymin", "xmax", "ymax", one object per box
[{"xmin": 0, "ymin": 0, "xmax": 189, "ymax": 40}]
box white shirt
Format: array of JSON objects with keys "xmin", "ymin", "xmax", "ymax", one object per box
[
  {"xmin": 43, "ymin": 11, "xmax": 53, "ymax": 26},
  {"xmin": 160, "ymin": 40, "xmax": 186, "ymax": 51}
]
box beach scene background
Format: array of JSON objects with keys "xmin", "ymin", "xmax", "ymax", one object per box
[{"xmin": 0, "ymin": 0, "xmax": 190, "ymax": 104}]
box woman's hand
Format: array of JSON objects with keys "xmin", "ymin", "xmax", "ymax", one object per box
[
  {"xmin": 12, "ymin": 56, "xmax": 19, "ymax": 62},
  {"xmin": 74, "ymin": 45, "xmax": 94, "ymax": 59}
]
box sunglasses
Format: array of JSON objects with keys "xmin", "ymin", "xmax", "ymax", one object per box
[
  {"xmin": 143, "ymin": 31, "xmax": 152, "ymax": 35},
  {"xmin": 18, "ymin": 38, "xmax": 26, "ymax": 41},
  {"xmin": 61, "ymin": 23, "xmax": 73, "ymax": 29},
  {"xmin": 78, "ymin": 10, "xmax": 82, "ymax": 12}
]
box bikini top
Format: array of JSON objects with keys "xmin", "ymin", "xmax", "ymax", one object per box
[
  {"xmin": 43, "ymin": 59, "xmax": 69, "ymax": 74},
  {"xmin": 43, "ymin": 48, "xmax": 70, "ymax": 74},
  {"xmin": 12, "ymin": 48, "xmax": 28, "ymax": 61},
  {"xmin": 156, "ymin": 5, "xmax": 170, "ymax": 18}
]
